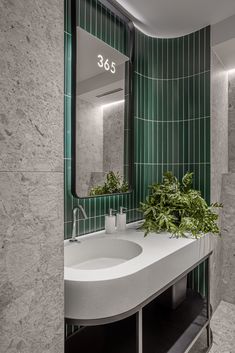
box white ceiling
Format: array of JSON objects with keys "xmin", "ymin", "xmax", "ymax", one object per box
[{"xmin": 115, "ymin": 0, "xmax": 235, "ymax": 38}]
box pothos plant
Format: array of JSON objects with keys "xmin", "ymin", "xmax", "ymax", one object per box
[
  {"xmin": 89, "ymin": 171, "xmax": 129, "ymax": 196},
  {"xmin": 139, "ymin": 171, "xmax": 222, "ymax": 238}
]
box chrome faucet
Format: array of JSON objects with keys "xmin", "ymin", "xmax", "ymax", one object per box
[{"xmin": 70, "ymin": 205, "xmax": 88, "ymax": 242}]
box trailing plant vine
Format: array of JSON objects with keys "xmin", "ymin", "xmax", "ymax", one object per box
[{"xmin": 139, "ymin": 171, "xmax": 222, "ymax": 238}]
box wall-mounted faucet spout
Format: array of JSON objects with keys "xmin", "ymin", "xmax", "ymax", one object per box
[{"xmin": 70, "ymin": 205, "xmax": 88, "ymax": 242}]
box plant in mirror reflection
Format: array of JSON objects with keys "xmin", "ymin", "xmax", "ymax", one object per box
[
  {"xmin": 89, "ymin": 171, "xmax": 128, "ymax": 196},
  {"xmin": 139, "ymin": 171, "xmax": 222, "ymax": 238}
]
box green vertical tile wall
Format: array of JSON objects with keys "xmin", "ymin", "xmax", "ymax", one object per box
[
  {"xmin": 134, "ymin": 27, "xmax": 211, "ymax": 211},
  {"xmin": 64, "ymin": 0, "xmax": 211, "ymax": 240}
]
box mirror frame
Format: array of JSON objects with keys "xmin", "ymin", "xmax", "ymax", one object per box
[{"xmin": 71, "ymin": 0, "xmax": 135, "ymax": 198}]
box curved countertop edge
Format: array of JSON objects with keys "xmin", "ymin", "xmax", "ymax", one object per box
[{"xmin": 65, "ymin": 250, "xmax": 212, "ymax": 325}]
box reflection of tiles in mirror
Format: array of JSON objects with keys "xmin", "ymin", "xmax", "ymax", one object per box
[{"xmin": 189, "ymin": 301, "xmax": 235, "ymax": 353}]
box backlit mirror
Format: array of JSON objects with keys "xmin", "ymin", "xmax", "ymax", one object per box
[{"xmin": 74, "ymin": 25, "xmax": 133, "ymax": 198}]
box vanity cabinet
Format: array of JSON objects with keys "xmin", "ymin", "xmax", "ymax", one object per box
[
  {"xmin": 65, "ymin": 314, "xmax": 137, "ymax": 353},
  {"xmin": 65, "ymin": 256, "xmax": 212, "ymax": 353}
]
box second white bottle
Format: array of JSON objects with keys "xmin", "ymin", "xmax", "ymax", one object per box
[{"xmin": 116, "ymin": 207, "xmax": 127, "ymax": 231}]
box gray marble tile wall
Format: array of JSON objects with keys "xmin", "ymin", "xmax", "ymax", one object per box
[
  {"xmin": 228, "ymin": 71, "xmax": 235, "ymax": 172},
  {"xmin": 210, "ymin": 50, "xmax": 228, "ymax": 310},
  {"xmin": 220, "ymin": 70, "xmax": 235, "ymax": 305},
  {"xmin": 221, "ymin": 174, "xmax": 235, "ymax": 304},
  {"xmin": 0, "ymin": 1, "xmax": 64, "ymax": 352}
]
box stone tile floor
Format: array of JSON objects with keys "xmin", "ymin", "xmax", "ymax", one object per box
[{"xmin": 190, "ymin": 301, "xmax": 235, "ymax": 353}]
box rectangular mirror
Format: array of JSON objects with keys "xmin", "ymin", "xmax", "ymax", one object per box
[{"xmin": 73, "ymin": 24, "xmax": 133, "ymax": 198}]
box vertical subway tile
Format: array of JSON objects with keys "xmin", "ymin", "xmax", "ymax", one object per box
[
  {"xmin": 194, "ymin": 74, "xmax": 199, "ymax": 117},
  {"xmin": 167, "ymin": 39, "xmax": 173, "ymax": 78},
  {"xmin": 163, "ymin": 39, "xmax": 168, "ymax": 78},
  {"xmin": 205, "ymin": 26, "xmax": 211, "ymax": 72},
  {"xmin": 157, "ymin": 39, "xmax": 163, "ymax": 79},
  {"xmin": 173, "ymin": 39, "xmax": 178, "ymax": 78},
  {"xmin": 163, "ymin": 80, "xmax": 168, "ymax": 121},
  {"xmin": 179, "ymin": 79, "xmax": 184, "ymax": 119},
  {"xmin": 184, "ymin": 120, "xmax": 189, "ymax": 163},
  {"xmin": 194, "ymin": 30, "xmax": 200, "ymax": 74},
  {"xmin": 205, "ymin": 117, "xmax": 211, "ymax": 163},
  {"xmin": 91, "ymin": 0, "xmax": 97, "ymax": 36},
  {"xmin": 64, "ymin": 0, "xmax": 72, "ymax": 34},
  {"xmin": 64, "ymin": 96, "xmax": 72, "ymax": 159},
  {"xmin": 178, "ymin": 36, "xmax": 183, "ymax": 78},
  {"xmin": 194, "ymin": 118, "xmax": 200, "ymax": 163},
  {"xmin": 64, "ymin": 158, "xmax": 73, "ymax": 223},
  {"xmin": 179, "ymin": 121, "xmax": 184, "ymax": 163},
  {"xmin": 64, "ymin": 33, "xmax": 72, "ymax": 97},
  {"xmin": 183, "ymin": 35, "xmax": 189, "ymax": 77},
  {"xmin": 189, "ymin": 32, "xmax": 194, "ymax": 76},
  {"xmin": 200, "ymin": 73, "xmax": 205, "ymax": 117},
  {"xmin": 199, "ymin": 28, "xmax": 205, "ymax": 73}
]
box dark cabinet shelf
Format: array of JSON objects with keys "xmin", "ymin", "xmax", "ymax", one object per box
[
  {"xmin": 143, "ymin": 290, "xmax": 208, "ymax": 353},
  {"xmin": 65, "ymin": 290, "xmax": 209, "ymax": 353},
  {"xmin": 65, "ymin": 314, "xmax": 137, "ymax": 353}
]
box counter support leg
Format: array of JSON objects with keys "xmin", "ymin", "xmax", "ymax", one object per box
[
  {"xmin": 206, "ymin": 257, "xmax": 211, "ymax": 347},
  {"xmin": 136, "ymin": 309, "xmax": 143, "ymax": 353}
]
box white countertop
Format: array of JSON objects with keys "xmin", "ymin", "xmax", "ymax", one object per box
[
  {"xmin": 64, "ymin": 221, "xmax": 212, "ymax": 321},
  {"xmin": 64, "ymin": 222, "xmax": 205, "ymax": 282}
]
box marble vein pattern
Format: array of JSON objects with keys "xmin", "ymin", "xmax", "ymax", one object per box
[
  {"xmin": 221, "ymin": 173, "xmax": 235, "ymax": 304},
  {"xmin": 210, "ymin": 50, "xmax": 228, "ymax": 310},
  {"xmin": 228, "ymin": 71, "xmax": 235, "ymax": 172},
  {"xmin": 0, "ymin": 0, "xmax": 64, "ymax": 172},
  {"xmin": 0, "ymin": 172, "xmax": 64, "ymax": 353},
  {"xmin": 210, "ymin": 301, "xmax": 235, "ymax": 353}
]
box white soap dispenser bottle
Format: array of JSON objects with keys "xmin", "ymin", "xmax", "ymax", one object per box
[
  {"xmin": 105, "ymin": 208, "xmax": 116, "ymax": 234},
  {"xmin": 117, "ymin": 206, "xmax": 127, "ymax": 231}
]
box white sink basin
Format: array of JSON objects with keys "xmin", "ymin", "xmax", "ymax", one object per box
[
  {"xmin": 64, "ymin": 223, "xmax": 212, "ymax": 322},
  {"xmin": 64, "ymin": 238, "xmax": 142, "ymax": 270}
]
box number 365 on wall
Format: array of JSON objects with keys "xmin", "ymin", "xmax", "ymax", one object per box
[{"xmin": 97, "ymin": 54, "xmax": 116, "ymax": 74}]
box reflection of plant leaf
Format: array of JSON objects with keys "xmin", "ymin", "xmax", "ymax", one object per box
[
  {"xmin": 89, "ymin": 171, "xmax": 129, "ymax": 196},
  {"xmin": 139, "ymin": 171, "xmax": 222, "ymax": 238}
]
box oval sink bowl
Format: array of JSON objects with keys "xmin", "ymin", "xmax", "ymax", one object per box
[{"xmin": 64, "ymin": 238, "xmax": 142, "ymax": 270}]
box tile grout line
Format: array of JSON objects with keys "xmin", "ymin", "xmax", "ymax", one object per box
[
  {"xmin": 134, "ymin": 69, "xmax": 210, "ymax": 81},
  {"xmin": 183, "ymin": 36, "xmax": 185, "ymax": 175},
  {"xmin": 199, "ymin": 30, "xmax": 201, "ymax": 194},
  {"xmin": 134, "ymin": 162, "xmax": 210, "ymax": 165},
  {"xmin": 193, "ymin": 32, "xmax": 196, "ymax": 187},
  {"xmin": 0, "ymin": 171, "xmax": 64, "ymax": 173}
]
